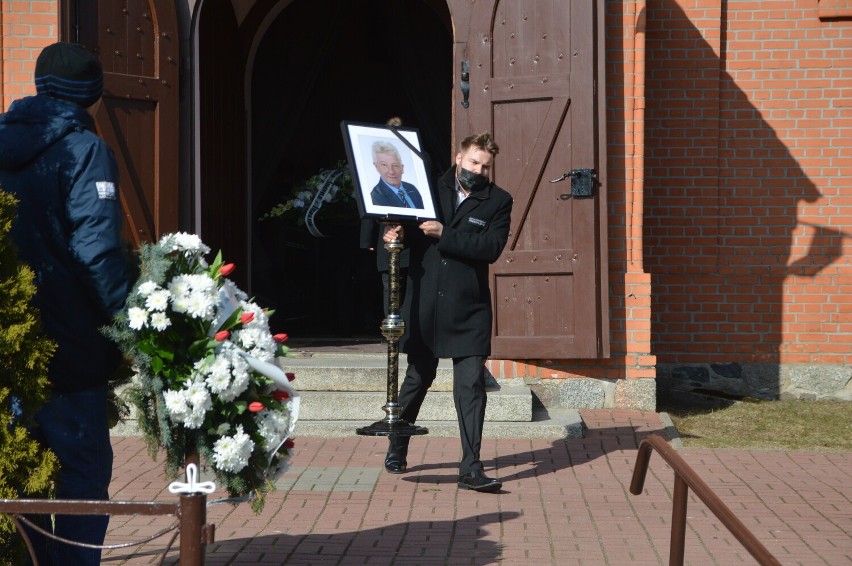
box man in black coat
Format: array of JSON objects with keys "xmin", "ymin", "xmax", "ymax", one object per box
[{"xmin": 383, "ymin": 132, "xmax": 512, "ymax": 492}]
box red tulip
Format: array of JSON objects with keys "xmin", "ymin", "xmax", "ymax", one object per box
[
  {"xmin": 273, "ymin": 333, "xmax": 289, "ymax": 343},
  {"xmin": 273, "ymin": 390, "xmax": 290, "ymax": 401},
  {"xmin": 214, "ymin": 330, "xmax": 230, "ymax": 341},
  {"xmin": 240, "ymin": 312, "xmax": 255, "ymax": 324},
  {"xmin": 220, "ymin": 263, "xmax": 235, "ymax": 276},
  {"xmin": 285, "ymin": 372, "xmax": 296, "ymax": 382},
  {"xmin": 248, "ymin": 401, "xmax": 265, "ymax": 412},
  {"xmin": 284, "ymin": 439, "xmax": 295, "ymax": 449}
]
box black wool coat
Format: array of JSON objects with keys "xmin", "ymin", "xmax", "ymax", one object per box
[{"xmin": 400, "ymin": 166, "xmax": 513, "ymax": 358}]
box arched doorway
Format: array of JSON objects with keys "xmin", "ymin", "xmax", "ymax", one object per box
[{"xmin": 248, "ymin": 0, "xmax": 452, "ymax": 337}]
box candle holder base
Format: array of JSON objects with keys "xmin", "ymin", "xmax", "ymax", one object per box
[{"xmin": 356, "ymin": 420, "xmax": 429, "ymax": 437}]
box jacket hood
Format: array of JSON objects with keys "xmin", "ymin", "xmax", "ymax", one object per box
[{"xmin": 0, "ymin": 95, "xmax": 94, "ymax": 170}]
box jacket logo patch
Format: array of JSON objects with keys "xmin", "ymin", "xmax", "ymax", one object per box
[
  {"xmin": 468, "ymin": 217, "xmax": 486, "ymax": 227},
  {"xmin": 96, "ymin": 181, "xmax": 116, "ymax": 200}
]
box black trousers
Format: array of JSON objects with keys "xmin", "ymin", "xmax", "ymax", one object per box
[{"xmin": 398, "ymin": 354, "xmax": 487, "ymax": 475}]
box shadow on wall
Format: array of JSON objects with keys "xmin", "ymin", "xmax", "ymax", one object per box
[{"xmin": 642, "ymin": 1, "xmax": 850, "ymax": 400}]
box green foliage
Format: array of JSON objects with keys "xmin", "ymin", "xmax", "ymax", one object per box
[{"xmin": 0, "ymin": 189, "xmax": 59, "ymax": 563}]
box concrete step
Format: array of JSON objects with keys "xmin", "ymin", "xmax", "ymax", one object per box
[
  {"xmin": 278, "ymin": 352, "xmax": 526, "ymax": 392},
  {"xmin": 110, "ymin": 352, "xmax": 584, "ymax": 440},
  {"xmin": 298, "ymin": 387, "xmax": 532, "ymax": 421}
]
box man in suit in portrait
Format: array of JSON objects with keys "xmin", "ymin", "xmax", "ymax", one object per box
[{"xmin": 370, "ymin": 141, "xmax": 424, "ymax": 209}]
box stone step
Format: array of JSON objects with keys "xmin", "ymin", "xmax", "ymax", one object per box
[
  {"xmin": 292, "ymin": 408, "xmax": 584, "ymax": 439},
  {"xmin": 298, "ymin": 387, "xmax": 532, "ymax": 422},
  {"xmin": 110, "ymin": 352, "xmax": 585, "ymax": 440},
  {"xmin": 278, "ymin": 353, "xmax": 525, "ymax": 392}
]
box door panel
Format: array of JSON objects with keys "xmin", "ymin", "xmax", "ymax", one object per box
[
  {"xmin": 64, "ymin": 0, "xmax": 180, "ymax": 247},
  {"xmin": 450, "ymin": 0, "xmax": 607, "ymax": 358}
]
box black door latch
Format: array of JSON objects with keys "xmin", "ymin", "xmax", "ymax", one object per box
[{"xmin": 549, "ymin": 168, "xmax": 598, "ymax": 198}]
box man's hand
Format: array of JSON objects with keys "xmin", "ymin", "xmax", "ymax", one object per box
[
  {"xmin": 419, "ymin": 221, "xmax": 443, "ymax": 239},
  {"xmin": 383, "ymin": 224, "xmax": 404, "ymax": 243}
]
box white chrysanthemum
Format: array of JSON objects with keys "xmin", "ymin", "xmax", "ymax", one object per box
[
  {"xmin": 150, "ymin": 312, "xmax": 172, "ymax": 331},
  {"xmin": 186, "ymin": 379, "xmax": 211, "ymax": 409},
  {"xmin": 128, "ymin": 307, "xmax": 149, "ymax": 330},
  {"xmin": 187, "ymin": 273, "xmax": 216, "ymax": 293},
  {"xmin": 160, "ymin": 232, "xmax": 211, "ymax": 256},
  {"xmin": 184, "ymin": 406, "xmax": 207, "ymax": 429},
  {"xmin": 204, "ymin": 364, "xmax": 231, "ymax": 394},
  {"xmin": 235, "ymin": 330, "xmax": 276, "ymax": 361},
  {"xmin": 145, "ymin": 289, "xmax": 171, "ymax": 311},
  {"xmin": 137, "ymin": 280, "xmax": 159, "ymax": 297},
  {"xmin": 163, "ymin": 389, "xmax": 190, "ymax": 422},
  {"xmin": 214, "ymin": 422, "xmax": 231, "ymax": 436},
  {"xmin": 185, "ymin": 290, "xmax": 216, "ymax": 320},
  {"xmin": 219, "ymin": 352, "xmax": 251, "ymax": 402},
  {"xmin": 256, "ymin": 409, "xmax": 291, "ymax": 452},
  {"xmin": 212, "ymin": 425, "xmax": 254, "ymax": 473},
  {"xmin": 168, "ymin": 275, "xmax": 192, "ymax": 304}
]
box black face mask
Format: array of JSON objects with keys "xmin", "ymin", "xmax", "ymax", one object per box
[{"xmin": 457, "ymin": 167, "xmax": 489, "ymax": 192}]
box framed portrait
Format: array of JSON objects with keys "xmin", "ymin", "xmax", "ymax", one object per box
[{"xmin": 341, "ymin": 121, "xmax": 438, "ymax": 222}]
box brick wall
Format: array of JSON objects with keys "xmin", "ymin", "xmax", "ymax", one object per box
[
  {"xmin": 0, "ymin": 1, "xmax": 58, "ymax": 111},
  {"xmin": 644, "ymin": 0, "xmax": 852, "ymax": 395}
]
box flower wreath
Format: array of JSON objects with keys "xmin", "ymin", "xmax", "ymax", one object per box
[{"xmin": 108, "ymin": 233, "xmax": 299, "ymax": 511}]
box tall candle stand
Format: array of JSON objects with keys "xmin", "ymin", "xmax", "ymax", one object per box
[{"xmin": 356, "ymin": 225, "xmax": 428, "ymax": 440}]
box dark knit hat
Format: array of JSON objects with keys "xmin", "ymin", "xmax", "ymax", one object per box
[{"xmin": 35, "ymin": 42, "xmax": 104, "ymax": 108}]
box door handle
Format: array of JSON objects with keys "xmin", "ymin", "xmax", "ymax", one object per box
[{"xmin": 461, "ymin": 60, "xmax": 470, "ymax": 108}]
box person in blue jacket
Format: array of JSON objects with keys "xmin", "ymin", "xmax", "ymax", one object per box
[
  {"xmin": 382, "ymin": 133, "xmax": 512, "ymax": 493},
  {"xmin": 0, "ymin": 42, "xmax": 133, "ymax": 565}
]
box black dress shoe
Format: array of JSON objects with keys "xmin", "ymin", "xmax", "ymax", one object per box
[
  {"xmin": 457, "ymin": 470, "xmax": 502, "ymax": 492},
  {"xmin": 384, "ymin": 437, "xmax": 409, "ymax": 474}
]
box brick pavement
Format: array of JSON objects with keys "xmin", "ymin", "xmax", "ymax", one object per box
[{"xmin": 98, "ymin": 410, "xmax": 851, "ymax": 565}]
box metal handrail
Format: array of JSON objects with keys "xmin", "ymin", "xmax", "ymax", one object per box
[
  {"xmin": 0, "ymin": 495, "xmax": 213, "ymax": 565},
  {"xmin": 630, "ymin": 434, "xmax": 781, "ymax": 566}
]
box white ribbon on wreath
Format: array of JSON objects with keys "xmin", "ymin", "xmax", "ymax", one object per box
[{"xmin": 304, "ymin": 169, "xmax": 345, "ymax": 237}]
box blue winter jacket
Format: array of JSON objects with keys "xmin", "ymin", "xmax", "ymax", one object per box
[{"xmin": 0, "ymin": 95, "xmax": 132, "ymax": 393}]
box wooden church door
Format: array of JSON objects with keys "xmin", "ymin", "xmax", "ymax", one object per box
[
  {"xmin": 448, "ymin": 0, "xmax": 609, "ymax": 359},
  {"xmin": 61, "ymin": 0, "xmax": 180, "ymax": 248}
]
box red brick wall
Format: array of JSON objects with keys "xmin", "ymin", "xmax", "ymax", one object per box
[
  {"xmin": 644, "ymin": 0, "xmax": 852, "ymax": 367},
  {"xmin": 0, "ymin": 1, "xmax": 58, "ymax": 111}
]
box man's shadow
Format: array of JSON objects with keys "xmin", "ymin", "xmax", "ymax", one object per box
[
  {"xmin": 398, "ymin": 418, "xmax": 672, "ymax": 486},
  {"xmin": 110, "ymin": 512, "xmax": 517, "ymax": 565},
  {"xmin": 634, "ymin": 1, "xmax": 850, "ymax": 400}
]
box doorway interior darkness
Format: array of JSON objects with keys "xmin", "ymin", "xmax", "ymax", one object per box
[{"xmin": 250, "ymin": 0, "xmax": 452, "ymax": 338}]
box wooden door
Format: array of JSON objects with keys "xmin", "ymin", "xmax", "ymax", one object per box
[
  {"xmin": 449, "ymin": 0, "xmax": 608, "ymax": 359},
  {"xmin": 62, "ymin": 0, "xmax": 180, "ymax": 247}
]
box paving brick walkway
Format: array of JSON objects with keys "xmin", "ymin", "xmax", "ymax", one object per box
[{"xmin": 99, "ymin": 410, "xmax": 851, "ymax": 565}]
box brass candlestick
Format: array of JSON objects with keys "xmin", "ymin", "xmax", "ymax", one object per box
[{"xmin": 356, "ymin": 225, "xmax": 428, "ymax": 439}]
